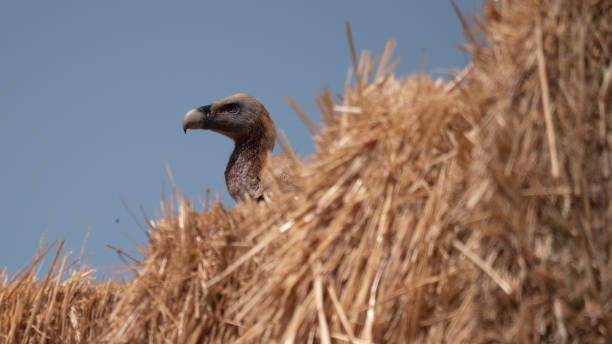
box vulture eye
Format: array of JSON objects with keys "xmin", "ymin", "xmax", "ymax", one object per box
[{"xmin": 226, "ymin": 104, "xmax": 239, "ymax": 114}]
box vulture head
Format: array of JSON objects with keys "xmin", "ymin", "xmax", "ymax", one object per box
[
  {"xmin": 182, "ymin": 93, "xmax": 277, "ymax": 202},
  {"xmin": 183, "ymin": 93, "xmax": 276, "ymax": 144}
]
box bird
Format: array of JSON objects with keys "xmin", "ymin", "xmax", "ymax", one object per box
[{"xmin": 182, "ymin": 93, "xmax": 282, "ymax": 202}]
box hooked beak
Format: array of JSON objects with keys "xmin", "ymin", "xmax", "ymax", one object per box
[{"xmin": 182, "ymin": 105, "xmax": 211, "ymax": 134}]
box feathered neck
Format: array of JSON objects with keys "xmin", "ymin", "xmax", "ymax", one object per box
[{"xmin": 224, "ymin": 122, "xmax": 275, "ymax": 201}]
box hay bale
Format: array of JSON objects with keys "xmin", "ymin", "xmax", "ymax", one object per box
[
  {"xmin": 1, "ymin": 0, "xmax": 610, "ymax": 342},
  {"xmin": 218, "ymin": 1, "xmax": 610, "ymax": 341},
  {"xmin": 0, "ymin": 240, "xmax": 121, "ymax": 343}
]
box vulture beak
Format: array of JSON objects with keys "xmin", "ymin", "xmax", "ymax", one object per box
[{"xmin": 182, "ymin": 105, "xmax": 211, "ymax": 134}]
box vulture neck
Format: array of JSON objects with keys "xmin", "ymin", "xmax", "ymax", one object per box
[{"xmin": 224, "ymin": 124, "xmax": 275, "ymax": 201}]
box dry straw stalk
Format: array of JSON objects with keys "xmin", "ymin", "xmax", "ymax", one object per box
[{"xmin": 1, "ymin": 0, "xmax": 610, "ymax": 343}]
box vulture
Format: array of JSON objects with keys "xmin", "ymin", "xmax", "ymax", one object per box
[{"xmin": 182, "ymin": 93, "xmax": 292, "ymax": 202}]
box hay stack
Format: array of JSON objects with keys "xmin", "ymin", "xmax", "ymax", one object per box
[
  {"xmin": 0, "ymin": 240, "xmax": 121, "ymax": 342},
  {"xmin": 1, "ymin": 0, "xmax": 610, "ymax": 342}
]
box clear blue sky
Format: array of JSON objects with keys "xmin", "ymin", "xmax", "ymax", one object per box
[{"xmin": 0, "ymin": 1, "xmax": 480, "ymax": 278}]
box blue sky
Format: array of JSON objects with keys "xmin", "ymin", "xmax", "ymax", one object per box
[{"xmin": 0, "ymin": 1, "xmax": 480, "ymax": 278}]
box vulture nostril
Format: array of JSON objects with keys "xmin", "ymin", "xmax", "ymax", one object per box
[{"xmin": 197, "ymin": 105, "xmax": 211, "ymax": 114}]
